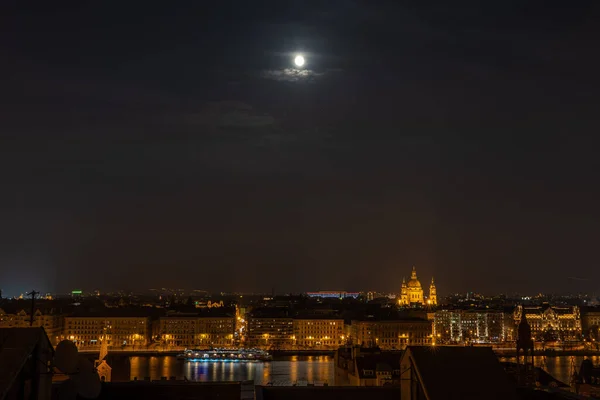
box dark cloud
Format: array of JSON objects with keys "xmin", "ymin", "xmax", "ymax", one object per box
[{"xmin": 182, "ymin": 101, "xmax": 276, "ymax": 129}]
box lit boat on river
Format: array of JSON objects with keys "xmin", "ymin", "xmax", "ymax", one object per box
[{"xmin": 176, "ymin": 348, "xmax": 272, "ymax": 362}]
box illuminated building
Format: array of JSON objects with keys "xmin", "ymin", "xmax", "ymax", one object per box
[
  {"xmin": 428, "ymin": 278, "xmax": 437, "ymax": 306},
  {"xmin": 349, "ymin": 318, "xmax": 432, "ymax": 350},
  {"xmin": 246, "ymin": 309, "xmax": 293, "ymax": 349},
  {"xmin": 196, "ymin": 317, "xmax": 235, "ymax": 346},
  {"xmin": 156, "ymin": 315, "xmax": 196, "ymax": 347},
  {"xmin": 0, "ymin": 308, "xmax": 64, "ymax": 345},
  {"xmin": 293, "ymin": 317, "xmax": 344, "ymax": 349},
  {"xmin": 398, "ymin": 266, "xmax": 436, "ymax": 306},
  {"xmin": 64, "ymin": 314, "xmax": 149, "ymax": 347},
  {"xmin": 514, "ymin": 304, "xmax": 581, "ymax": 341},
  {"xmin": 434, "ymin": 309, "xmax": 509, "ymax": 343},
  {"xmin": 156, "ymin": 313, "xmax": 235, "ymax": 347}
]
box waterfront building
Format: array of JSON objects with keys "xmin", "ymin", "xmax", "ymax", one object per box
[
  {"xmin": 196, "ymin": 315, "xmax": 235, "ymax": 346},
  {"xmin": 292, "ymin": 316, "xmax": 344, "ymax": 349},
  {"xmin": 434, "ymin": 309, "xmax": 509, "ymax": 343},
  {"xmin": 0, "ymin": 307, "xmax": 65, "ymax": 345},
  {"xmin": 349, "ymin": 318, "xmax": 432, "ymax": 350},
  {"xmin": 155, "ymin": 314, "xmax": 197, "ymax": 347},
  {"xmin": 63, "ymin": 313, "xmax": 150, "ymax": 347},
  {"xmin": 155, "ymin": 310, "xmax": 235, "ymax": 347},
  {"xmin": 398, "ymin": 266, "xmax": 436, "ymax": 306},
  {"xmin": 514, "ymin": 303, "xmax": 581, "ymax": 342},
  {"xmin": 246, "ymin": 308, "xmax": 293, "ymax": 349}
]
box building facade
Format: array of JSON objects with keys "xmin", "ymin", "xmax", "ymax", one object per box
[
  {"xmin": 246, "ymin": 310, "xmax": 294, "ymax": 349},
  {"xmin": 156, "ymin": 314, "xmax": 235, "ymax": 347},
  {"xmin": 293, "ymin": 318, "xmax": 344, "ymax": 349},
  {"xmin": 514, "ymin": 304, "xmax": 581, "ymax": 342},
  {"xmin": 350, "ymin": 319, "xmax": 432, "ymax": 350},
  {"xmin": 399, "ymin": 267, "xmax": 437, "ymax": 306},
  {"xmin": 0, "ymin": 308, "xmax": 65, "ymax": 345},
  {"xmin": 434, "ymin": 309, "xmax": 509, "ymax": 344},
  {"xmin": 197, "ymin": 316, "xmax": 235, "ymax": 346},
  {"xmin": 246, "ymin": 317, "xmax": 293, "ymax": 349},
  {"xmin": 63, "ymin": 316, "xmax": 150, "ymax": 347},
  {"xmin": 155, "ymin": 315, "xmax": 197, "ymax": 347}
]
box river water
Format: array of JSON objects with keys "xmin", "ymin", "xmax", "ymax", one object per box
[
  {"xmin": 498, "ymin": 355, "xmax": 600, "ymax": 385},
  {"xmin": 129, "ymin": 355, "xmax": 335, "ymax": 386},
  {"xmin": 124, "ymin": 355, "xmax": 600, "ymax": 386}
]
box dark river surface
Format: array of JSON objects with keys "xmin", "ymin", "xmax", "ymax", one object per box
[
  {"xmin": 105, "ymin": 354, "xmax": 600, "ymax": 386},
  {"xmin": 127, "ymin": 355, "xmax": 335, "ymax": 386},
  {"xmin": 497, "ymin": 355, "xmax": 600, "ymax": 385}
]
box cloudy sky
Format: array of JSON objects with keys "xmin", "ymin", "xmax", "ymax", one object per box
[{"xmin": 2, "ymin": 1, "xmax": 600, "ymax": 296}]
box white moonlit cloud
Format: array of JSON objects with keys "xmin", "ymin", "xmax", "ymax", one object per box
[{"xmin": 261, "ymin": 68, "xmax": 324, "ymax": 82}]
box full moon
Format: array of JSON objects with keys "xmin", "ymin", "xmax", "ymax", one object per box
[{"xmin": 294, "ymin": 55, "xmax": 305, "ymax": 67}]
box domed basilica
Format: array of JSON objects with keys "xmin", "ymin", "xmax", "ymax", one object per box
[{"xmin": 399, "ymin": 266, "xmax": 437, "ymax": 306}]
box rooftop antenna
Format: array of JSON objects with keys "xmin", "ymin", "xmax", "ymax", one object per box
[{"xmin": 26, "ymin": 290, "xmax": 39, "ymax": 326}]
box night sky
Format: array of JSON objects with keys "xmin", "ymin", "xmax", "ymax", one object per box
[{"xmin": 2, "ymin": 1, "xmax": 600, "ymax": 296}]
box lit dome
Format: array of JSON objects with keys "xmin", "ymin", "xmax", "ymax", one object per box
[
  {"xmin": 407, "ymin": 266, "xmax": 421, "ymax": 288},
  {"xmin": 407, "ymin": 278, "xmax": 422, "ymax": 289}
]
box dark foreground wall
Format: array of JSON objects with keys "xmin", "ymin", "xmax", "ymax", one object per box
[
  {"xmin": 52, "ymin": 381, "xmax": 241, "ymax": 400},
  {"xmin": 256, "ymin": 386, "xmax": 400, "ymax": 400}
]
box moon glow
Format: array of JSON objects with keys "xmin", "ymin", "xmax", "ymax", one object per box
[{"xmin": 294, "ymin": 55, "xmax": 305, "ymax": 67}]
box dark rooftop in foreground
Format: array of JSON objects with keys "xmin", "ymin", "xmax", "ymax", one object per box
[
  {"xmin": 403, "ymin": 346, "xmax": 518, "ymax": 400},
  {"xmin": 0, "ymin": 328, "xmax": 53, "ymax": 400}
]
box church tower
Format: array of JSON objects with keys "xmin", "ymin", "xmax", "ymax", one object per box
[
  {"xmin": 406, "ymin": 266, "xmax": 424, "ymax": 304},
  {"xmin": 429, "ymin": 277, "xmax": 437, "ymax": 305},
  {"xmin": 399, "ymin": 277, "xmax": 408, "ymax": 305},
  {"xmin": 399, "ymin": 266, "xmax": 435, "ymax": 307}
]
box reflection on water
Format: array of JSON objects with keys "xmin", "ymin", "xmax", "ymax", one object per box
[
  {"xmin": 129, "ymin": 356, "xmax": 334, "ymax": 386},
  {"xmin": 129, "ymin": 355, "xmax": 599, "ymax": 387},
  {"xmin": 498, "ymin": 355, "xmax": 600, "ymax": 385}
]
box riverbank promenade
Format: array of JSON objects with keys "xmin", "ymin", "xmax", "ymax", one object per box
[{"xmin": 74, "ymin": 344, "xmax": 600, "ymax": 358}]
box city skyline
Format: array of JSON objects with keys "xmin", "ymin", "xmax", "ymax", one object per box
[
  {"xmin": 2, "ymin": 2, "xmax": 600, "ymax": 295},
  {"xmin": 1, "ymin": 285, "xmax": 597, "ymax": 301}
]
